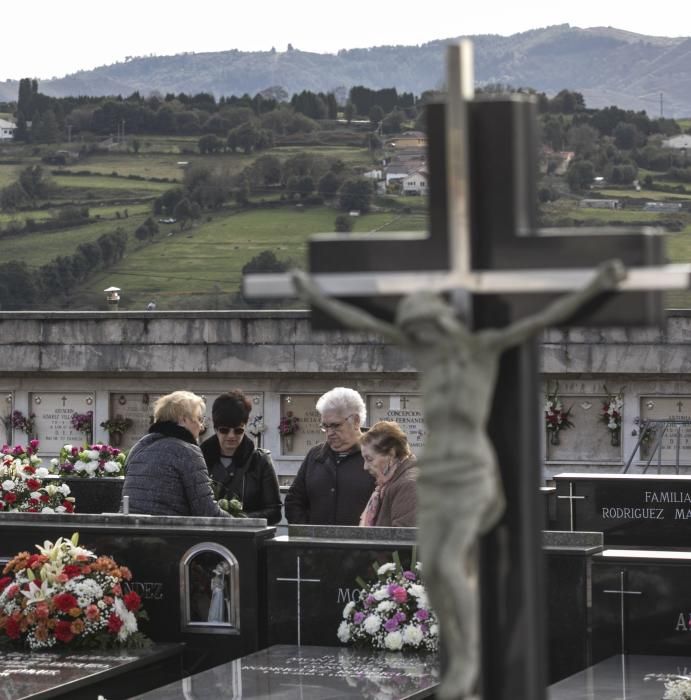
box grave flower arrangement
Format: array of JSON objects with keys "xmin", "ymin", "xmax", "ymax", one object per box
[
  {"xmin": 70, "ymin": 411, "xmax": 93, "ymax": 436},
  {"xmin": 0, "ymin": 533, "xmax": 150, "ymax": 650},
  {"xmin": 278, "ymin": 411, "xmax": 300, "ymax": 436},
  {"xmin": 10, "ymin": 411, "xmax": 35, "ymax": 436},
  {"xmin": 100, "ymin": 415, "xmax": 133, "ymax": 436},
  {"xmin": 601, "ymin": 386, "xmax": 624, "ymax": 433},
  {"xmin": 644, "ymin": 672, "xmax": 691, "ymax": 699},
  {"xmin": 544, "ymin": 384, "xmax": 574, "ymax": 442},
  {"xmin": 0, "ymin": 441, "xmax": 75, "ymax": 513},
  {"xmin": 337, "ymin": 553, "xmax": 439, "ymax": 652},
  {"xmin": 50, "ymin": 444, "xmax": 127, "ymax": 478}
]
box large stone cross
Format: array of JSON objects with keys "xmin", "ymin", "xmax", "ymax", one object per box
[{"xmin": 245, "ymin": 42, "xmax": 690, "ymax": 699}]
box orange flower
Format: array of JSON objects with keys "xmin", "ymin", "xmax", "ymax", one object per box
[
  {"xmin": 69, "ymin": 607, "xmax": 81, "ymax": 618},
  {"xmin": 85, "ymin": 604, "xmax": 100, "ymax": 621},
  {"xmin": 34, "ymin": 624, "xmax": 49, "ymax": 642},
  {"xmin": 70, "ymin": 619, "xmax": 85, "ymax": 635}
]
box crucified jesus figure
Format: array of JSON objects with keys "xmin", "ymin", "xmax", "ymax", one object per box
[{"xmin": 293, "ymin": 259, "xmax": 625, "ymax": 700}]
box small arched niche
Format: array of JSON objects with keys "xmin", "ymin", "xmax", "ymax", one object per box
[{"xmin": 180, "ymin": 542, "xmax": 240, "ymax": 634}]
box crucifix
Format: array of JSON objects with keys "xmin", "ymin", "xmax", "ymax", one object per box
[{"xmin": 245, "ymin": 42, "xmax": 690, "ymax": 700}]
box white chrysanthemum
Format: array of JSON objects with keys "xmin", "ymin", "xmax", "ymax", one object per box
[
  {"xmin": 377, "ymin": 562, "xmax": 396, "ymax": 576},
  {"xmin": 45, "ymin": 483, "xmax": 58, "ymax": 497},
  {"xmin": 114, "ymin": 597, "xmax": 138, "ymax": 640},
  {"xmin": 337, "ymin": 621, "xmax": 351, "ymax": 642},
  {"xmin": 85, "ymin": 450, "xmax": 100, "ymax": 461},
  {"xmin": 416, "ymin": 591, "xmax": 429, "ymax": 609},
  {"xmin": 29, "ymin": 456, "xmax": 41, "ymax": 467},
  {"xmin": 402, "ymin": 624, "xmax": 424, "ymax": 646},
  {"xmin": 2, "ymin": 480, "xmax": 15, "ymax": 491},
  {"xmin": 29, "ymin": 491, "xmax": 42, "ymax": 500},
  {"xmin": 408, "ymin": 583, "xmax": 425, "ymax": 598},
  {"xmin": 73, "ymin": 460, "xmax": 90, "ymax": 473},
  {"xmin": 429, "ymin": 623, "xmax": 439, "ymax": 637},
  {"xmin": 58, "ymin": 483, "xmax": 71, "ymax": 496},
  {"xmin": 63, "ymin": 444, "xmax": 73, "ymax": 452},
  {"xmin": 363, "ymin": 614, "xmax": 382, "ymax": 634},
  {"xmin": 608, "ymin": 420, "xmax": 618, "ymax": 430},
  {"xmin": 55, "ymin": 506, "xmax": 66, "ymax": 513},
  {"xmin": 342, "ymin": 601, "xmax": 356, "ymax": 618},
  {"xmin": 40, "ymin": 507, "xmax": 55, "ymax": 514},
  {"xmin": 373, "ymin": 587, "xmax": 389, "ymax": 601},
  {"xmin": 376, "ymin": 601, "xmax": 395, "ymax": 613},
  {"xmin": 103, "ymin": 461, "xmax": 120, "ymax": 473},
  {"xmin": 384, "ymin": 631, "xmax": 403, "ymax": 650},
  {"xmin": 663, "ymin": 678, "xmax": 691, "ymax": 700},
  {"xmin": 66, "ymin": 577, "xmax": 103, "ymax": 606}
]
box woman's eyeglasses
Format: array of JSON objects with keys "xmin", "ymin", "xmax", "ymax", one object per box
[{"xmin": 216, "ymin": 427, "xmax": 245, "ymax": 436}]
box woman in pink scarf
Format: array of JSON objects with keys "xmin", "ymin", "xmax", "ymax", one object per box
[{"xmin": 359, "ymin": 421, "xmax": 418, "ymax": 527}]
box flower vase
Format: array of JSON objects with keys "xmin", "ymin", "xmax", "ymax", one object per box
[
  {"xmin": 611, "ymin": 429, "xmax": 620, "ymax": 447},
  {"xmin": 284, "ymin": 434, "xmax": 294, "ymax": 452},
  {"xmin": 549, "ymin": 430, "xmax": 560, "ymax": 446}
]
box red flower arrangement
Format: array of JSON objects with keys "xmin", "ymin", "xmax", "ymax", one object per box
[{"xmin": 0, "ymin": 533, "xmax": 150, "ymax": 650}]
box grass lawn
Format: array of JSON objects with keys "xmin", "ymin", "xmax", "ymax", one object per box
[
  {"xmin": 79, "ymin": 206, "xmax": 429, "ymax": 309},
  {"xmin": 2, "ymin": 213, "xmax": 149, "ymax": 267},
  {"xmin": 52, "ymin": 174, "xmax": 171, "ymax": 193}
]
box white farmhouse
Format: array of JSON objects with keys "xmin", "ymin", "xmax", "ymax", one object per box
[
  {"xmin": 0, "ymin": 118, "xmax": 16, "ymax": 140},
  {"xmin": 402, "ymin": 169, "xmax": 428, "ymax": 195}
]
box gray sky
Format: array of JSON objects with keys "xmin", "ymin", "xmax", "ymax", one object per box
[{"xmin": 3, "ymin": 0, "xmax": 689, "ymax": 81}]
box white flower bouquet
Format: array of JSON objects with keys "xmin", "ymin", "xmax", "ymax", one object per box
[
  {"xmin": 337, "ymin": 553, "xmax": 438, "ymax": 652},
  {"xmin": 51, "ymin": 444, "xmax": 127, "ymax": 478},
  {"xmin": 0, "ymin": 441, "xmax": 75, "ymax": 513},
  {"xmin": 645, "ymin": 673, "xmax": 691, "ymax": 699}
]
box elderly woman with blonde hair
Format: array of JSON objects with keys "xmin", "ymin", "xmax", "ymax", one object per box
[
  {"xmin": 122, "ymin": 390, "xmax": 229, "ymax": 517},
  {"xmin": 359, "ymin": 420, "xmax": 418, "ymax": 527}
]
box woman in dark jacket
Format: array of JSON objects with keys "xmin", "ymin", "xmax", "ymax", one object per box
[
  {"xmin": 200, "ymin": 390, "xmax": 282, "ymax": 525},
  {"xmin": 122, "ymin": 390, "xmax": 229, "ymax": 517}
]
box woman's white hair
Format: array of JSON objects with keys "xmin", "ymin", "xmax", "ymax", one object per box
[{"xmin": 316, "ymin": 387, "xmax": 366, "ymax": 424}]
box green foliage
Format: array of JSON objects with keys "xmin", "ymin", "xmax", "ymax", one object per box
[
  {"xmin": 566, "ymin": 159, "xmax": 595, "ymax": 192},
  {"xmin": 334, "ymin": 214, "xmax": 353, "ymax": 232},
  {"xmin": 241, "ymin": 249, "xmax": 289, "ymax": 275},
  {"xmin": 338, "ymin": 179, "xmax": 372, "ymax": 213}
]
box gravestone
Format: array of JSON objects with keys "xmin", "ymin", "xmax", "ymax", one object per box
[
  {"xmin": 550, "ymin": 654, "xmax": 691, "ymax": 699},
  {"xmin": 245, "ymin": 41, "xmax": 683, "ymax": 699},
  {"xmin": 554, "ymin": 472, "xmax": 691, "ymax": 546},
  {"xmin": 265, "ymin": 525, "xmax": 416, "ymax": 646},
  {"xmin": 0, "ymin": 512, "xmax": 275, "ymax": 675},
  {"xmin": 639, "ymin": 395, "xmax": 691, "ymax": 464},
  {"xmin": 545, "ymin": 392, "xmax": 621, "ymax": 464},
  {"xmin": 591, "ymin": 549, "xmax": 691, "ymax": 660},
  {"xmin": 30, "ymin": 392, "xmax": 94, "ymax": 454},
  {"xmin": 0, "ymin": 645, "xmax": 182, "ymax": 700},
  {"xmin": 368, "ymin": 394, "xmax": 427, "ymax": 451},
  {"xmin": 279, "ymin": 393, "xmax": 322, "ymax": 456},
  {"xmin": 107, "ymin": 392, "xmax": 161, "ymax": 449},
  {"xmin": 129, "ymin": 644, "xmax": 439, "ymax": 700}
]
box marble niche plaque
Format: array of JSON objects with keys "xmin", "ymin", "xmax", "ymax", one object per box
[
  {"xmin": 368, "ymin": 395, "xmax": 427, "ymax": 450},
  {"xmin": 279, "ymin": 394, "xmax": 321, "ymax": 456},
  {"xmin": 31, "ymin": 392, "xmax": 94, "ymax": 455},
  {"xmin": 639, "ymin": 396, "xmax": 691, "ymax": 464},
  {"xmin": 108, "ymin": 393, "xmax": 163, "ymax": 450},
  {"xmin": 546, "ymin": 394, "xmax": 621, "ymax": 464},
  {"xmin": 1, "ymin": 392, "xmax": 12, "ymax": 445}
]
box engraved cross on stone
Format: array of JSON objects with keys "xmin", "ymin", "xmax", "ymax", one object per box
[
  {"xmin": 275, "ymin": 556, "xmax": 321, "ymax": 647},
  {"xmin": 603, "ymin": 570, "xmax": 643, "ymax": 654},
  {"xmin": 245, "ymin": 41, "xmax": 690, "ymax": 699},
  {"xmin": 557, "ymin": 481, "xmax": 587, "ymax": 532}
]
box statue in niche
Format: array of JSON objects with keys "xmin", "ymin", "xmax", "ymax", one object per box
[
  {"xmin": 292, "ymin": 260, "xmax": 625, "ymax": 699},
  {"xmin": 207, "ymin": 560, "xmax": 232, "ymax": 623}
]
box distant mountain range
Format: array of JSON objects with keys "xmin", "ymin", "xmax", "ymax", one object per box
[{"xmin": 3, "ymin": 24, "xmax": 691, "ymax": 117}]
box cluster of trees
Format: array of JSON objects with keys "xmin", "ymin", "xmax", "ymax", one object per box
[
  {"xmin": 0, "ymin": 165, "xmax": 54, "ymax": 211},
  {"xmin": 0, "ymin": 228, "xmax": 128, "ymax": 310}
]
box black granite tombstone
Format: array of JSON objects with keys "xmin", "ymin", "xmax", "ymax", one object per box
[
  {"xmin": 45, "ymin": 475, "xmax": 124, "ymax": 514},
  {"xmin": 265, "ymin": 525, "xmax": 417, "ymax": 647},
  {"xmin": 549, "ymin": 653, "xmax": 691, "ymax": 700},
  {"xmin": 0, "ymin": 645, "xmax": 182, "ymax": 700},
  {"xmin": 543, "ymin": 531, "xmax": 604, "ymax": 683},
  {"xmin": 591, "ymin": 549, "xmax": 691, "ymax": 662},
  {"xmin": 0, "ymin": 512, "xmax": 274, "ymax": 674},
  {"xmin": 554, "ymin": 472, "xmax": 691, "ymax": 546},
  {"xmin": 129, "ymin": 644, "xmax": 439, "ymax": 700}
]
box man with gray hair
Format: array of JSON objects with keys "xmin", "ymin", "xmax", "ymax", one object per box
[{"xmin": 284, "ymin": 387, "xmax": 375, "ymax": 524}]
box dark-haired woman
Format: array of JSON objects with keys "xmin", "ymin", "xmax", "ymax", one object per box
[{"xmin": 200, "ymin": 390, "xmax": 282, "ymax": 525}]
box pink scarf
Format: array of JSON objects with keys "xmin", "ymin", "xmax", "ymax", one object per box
[{"xmin": 359, "ymin": 458, "xmax": 402, "ymax": 526}]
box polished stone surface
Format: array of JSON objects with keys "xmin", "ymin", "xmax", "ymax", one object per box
[
  {"xmin": 130, "ymin": 644, "xmax": 439, "ymax": 699},
  {"xmin": 549, "ymin": 654, "xmax": 691, "ymax": 699},
  {"xmin": 287, "ymin": 524, "xmax": 417, "ymax": 542},
  {"xmin": 591, "ymin": 550, "xmax": 691, "ymax": 659},
  {"xmin": 0, "ymin": 644, "xmax": 182, "ymax": 700},
  {"xmin": 554, "ymin": 472, "xmax": 691, "ymax": 546}
]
